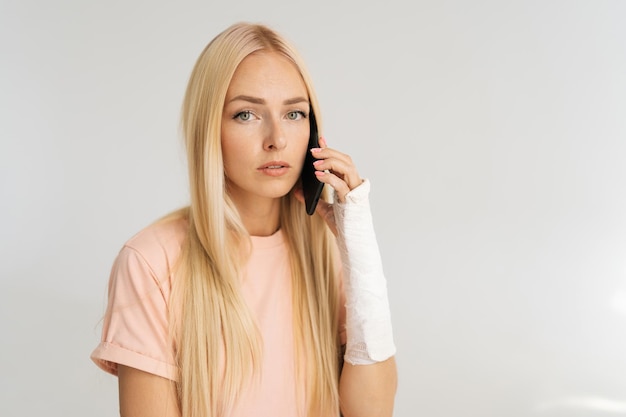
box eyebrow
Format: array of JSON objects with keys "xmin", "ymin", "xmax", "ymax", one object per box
[{"xmin": 227, "ymin": 95, "xmax": 309, "ymax": 106}]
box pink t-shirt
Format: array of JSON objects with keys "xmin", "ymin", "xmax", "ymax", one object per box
[{"xmin": 91, "ymin": 217, "xmax": 345, "ymax": 416}]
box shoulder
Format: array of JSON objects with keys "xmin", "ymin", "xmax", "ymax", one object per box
[
  {"xmin": 115, "ymin": 214, "xmax": 188, "ymax": 286},
  {"xmin": 125, "ymin": 215, "xmax": 188, "ymax": 256}
]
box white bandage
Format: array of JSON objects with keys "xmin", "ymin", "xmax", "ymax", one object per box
[{"xmin": 334, "ymin": 179, "xmax": 396, "ymax": 365}]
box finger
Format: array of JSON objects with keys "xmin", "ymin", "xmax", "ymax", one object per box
[
  {"xmin": 312, "ymin": 138, "xmax": 355, "ymax": 170},
  {"xmin": 312, "ymin": 157, "xmax": 361, "ymax": 190},
  {"xmin": 311, "ymin": 145, "xmax": 352, "ymax": 166},
  {"xmin": 310, "ymin": 147, "xmax": 362, "ymax": 189},
  {"xmin": 314, "ymin": 170, "xmax": 352, "ymax": 203}
]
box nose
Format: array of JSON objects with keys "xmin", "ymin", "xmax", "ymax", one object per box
[{"xmin": 263, "ymin": 117, "xmax": 287, "ymax": 151}]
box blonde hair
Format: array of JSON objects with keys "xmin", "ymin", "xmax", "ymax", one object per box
[{"xmin": 167, "ymin": 22, "xmax": 342, "ymax": 417}]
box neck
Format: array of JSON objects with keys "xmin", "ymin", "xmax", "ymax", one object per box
[{"xmin": 232, "ymin": 196, "xmax": 282, "ymax": 237}]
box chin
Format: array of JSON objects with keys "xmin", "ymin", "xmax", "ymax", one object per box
[{"xmin": 265, "ymin": 182, "xmax": 297, "ymax": 199}]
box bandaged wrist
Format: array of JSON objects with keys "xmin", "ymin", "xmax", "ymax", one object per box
[{"xmin": 334, "ymin": 179, "xmax": 396, "ymax": 365}]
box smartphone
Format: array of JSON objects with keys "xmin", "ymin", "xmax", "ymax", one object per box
[{"xmin": 300, "ymin": 109, "xmax": 324, "ymax": 215}]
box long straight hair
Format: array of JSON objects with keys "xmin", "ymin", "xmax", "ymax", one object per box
[{"xmin": 168, "ymin": 22, "xmax": 342, "ymax": 417}]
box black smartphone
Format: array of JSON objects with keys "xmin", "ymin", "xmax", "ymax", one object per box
[{"xmin": 300, "ymin": 109, "xmax": 324, "ymax": 215}]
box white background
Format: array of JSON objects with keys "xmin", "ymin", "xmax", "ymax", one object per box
[{"xmin": 2, "ymin": 1, "xmax": 626, "ymax": 416}]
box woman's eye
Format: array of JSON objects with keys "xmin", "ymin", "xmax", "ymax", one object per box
[
  {"xmin": 286, "ymin": 111, "xmax": 305, "ymax": 120},
  {"xmin": 234, "ymin": 111, "xmax": 253, "ymax": 121}
]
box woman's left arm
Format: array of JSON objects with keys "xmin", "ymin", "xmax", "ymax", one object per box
[
  {"xmin": 340, "ymin": 359, "xmax": 398, "ymax": 417},
  {"xmin": 305, "ymin": 137, "xmax": 398, "ymax": 416}
]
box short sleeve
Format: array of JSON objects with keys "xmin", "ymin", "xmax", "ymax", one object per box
[{"xmin": 90, "ymin": 246, "xmax": 178, "ymax": 381}]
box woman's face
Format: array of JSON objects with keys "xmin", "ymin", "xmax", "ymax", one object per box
[{"xmin": 221, "ymin": 51, "xmax": 310, "ymax": 209}]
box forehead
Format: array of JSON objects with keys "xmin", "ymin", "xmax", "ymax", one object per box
[{"xmin": 225, "ymin": 51, "xmax": 308, "ymax": 100}]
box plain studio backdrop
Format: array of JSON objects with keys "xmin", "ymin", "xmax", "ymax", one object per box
[{"xmin": 1, "ymin": 1, "xmax": 626, "ymax": 416}]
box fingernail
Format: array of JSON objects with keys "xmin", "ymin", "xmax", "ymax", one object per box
[
  {"xmin": 313, "ymin": 160, "xmax": 323, "ymax": 166},
  {"xmin": 314, "ymin": 170, "xmax": 325, "ymax": 177},
  {"xmin": 311, "ymin": 148, "xmax": 322, "ymax": 153}
]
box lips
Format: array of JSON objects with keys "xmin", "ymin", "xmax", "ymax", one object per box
[
  {"xmin": 258, "ymin": 161, "xmax": 291, "ymax": 176},
  {"xmin": 258, "ymin": 161, "xmax": 290, "ymax": 169}
]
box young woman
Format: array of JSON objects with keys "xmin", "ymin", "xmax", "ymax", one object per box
[{"xmin": 91, "ymin": 22, "xmax": 397, "ymax": 417}]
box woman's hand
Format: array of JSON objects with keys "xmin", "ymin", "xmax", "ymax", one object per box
[
  {"xmin": 310, "ymin": 136, "xmax": 363, "ymax": 203},
  {"xmin": 295, "ymin": 136, "xmax": 363, "ymax": 234}
]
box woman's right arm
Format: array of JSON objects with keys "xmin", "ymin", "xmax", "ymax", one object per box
[{"xmin": 118, "ymin": 365, "xmax": 181, "ymax": 417}]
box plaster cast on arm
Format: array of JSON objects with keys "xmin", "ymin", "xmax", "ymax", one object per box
[{"xmin": 334, "ymin": 179, "xmax": 396, "ymax": 365}]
